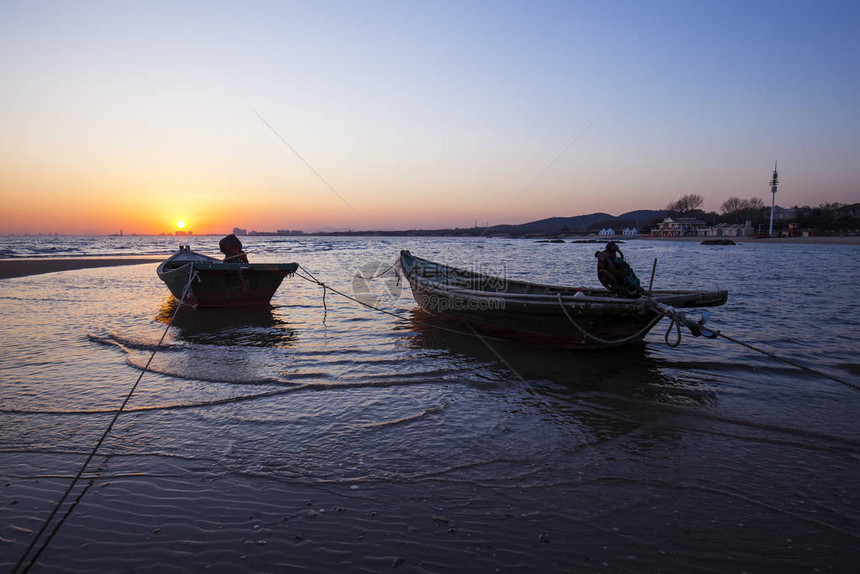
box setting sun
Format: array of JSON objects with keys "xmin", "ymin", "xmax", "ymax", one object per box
[{"xmin": 176, "ymin": 220, "xmax": 187, "ymax": 230}]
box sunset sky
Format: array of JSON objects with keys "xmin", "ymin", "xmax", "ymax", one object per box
[{"xmin": 1, "ymin": 1, "xmax": 858, "ymax": 235}]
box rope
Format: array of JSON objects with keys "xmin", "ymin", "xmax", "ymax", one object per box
[
  {"xmin": 638, "ymin": 297, "xmax": 857, "ymax": 390},
  {"xmin": 293, "ymin": 264, "xmax": 508, "ymax": 341},
  {"xmin": 556, "ymin": 293, "xmax": 664, "ymax": 346},
  {"xmin": 365, "ymin": 260, "xmax": 398, "ymax": 279},
  {"xmin": 12, "ymin": 266, "xmax": 196, "ymax": 574},
  {"xmin": 296, "ymin": 264, "xmax": 410, "ymax": 322},
  {"xmin": 664, "ymin": 318, "xmax": 683, "ymax": 347},
  {"xmin": 713, "ymin": 331, "xmax": 860, "ymax": 391}
]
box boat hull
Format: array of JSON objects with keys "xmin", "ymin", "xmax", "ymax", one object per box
[
  {"xmin": 400, "ymin": 250, "xmax": 727, "ymax": 349},
  {"xmin": 157, "ymin": 251, "xmax": 298, "ymax": 308}
]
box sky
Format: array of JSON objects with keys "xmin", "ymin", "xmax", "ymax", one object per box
[{"xmin": 1, "ymin": 0, "xmax": 858, "ymax": 235}]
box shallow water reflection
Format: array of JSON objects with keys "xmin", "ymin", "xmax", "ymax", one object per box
[
  {"xmin": 405, "ymin": 311, "xmax": 719, "ymax": 408},
  {"xmin": 156, "ymin": 297, "xmax": 298, "ymax": 348}
]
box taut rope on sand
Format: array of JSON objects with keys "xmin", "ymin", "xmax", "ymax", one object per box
[{"xmin": 12, "ymin": 267, "xmax": 196, "ymax": 574}]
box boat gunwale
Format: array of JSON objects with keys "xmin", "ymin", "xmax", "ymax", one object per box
[
  {"xmin": 401, "ymin": 251, "xmax": 727, "ymax": 308},
  {"xmin": 407, "ymin": 275, "xmax": 645, "ymax": 305},
  {"xmin": 157, "ymin": 260, "xmax": 298, "ymax": 277}
]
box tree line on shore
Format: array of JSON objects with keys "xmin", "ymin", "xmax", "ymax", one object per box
[{"xmin": 651, "ymin": 194, "xmax": 859, "ymax": 233}]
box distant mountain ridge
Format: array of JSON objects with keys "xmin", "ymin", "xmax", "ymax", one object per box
[
  {"xmin": 305, "ymin": 210, "xmax": 667, "ymax": 236},
  {"xmin": 485, "ymin": 210, "xmax": 666, "ymax": 235}
]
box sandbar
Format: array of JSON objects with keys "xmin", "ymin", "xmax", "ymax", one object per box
[{"xmin": 0, "ymin": 257, "xmax": 163, "ymax": 280}]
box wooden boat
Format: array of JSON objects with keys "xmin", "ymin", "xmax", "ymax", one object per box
[
  {"xmin": 157, "ymin": 246, "xmax": 298, "ymax": 308},
  {"xmin": 399, "ymin": 250, "xmax": 727, "ymax": 349}
]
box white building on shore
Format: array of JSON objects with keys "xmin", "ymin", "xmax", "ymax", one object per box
[{"xmin": 650, "ymin": 217, "xmax": 706, "ymax": 237}]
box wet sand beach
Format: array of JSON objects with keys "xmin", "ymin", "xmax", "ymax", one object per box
[{"xmin": 0, "ymin": 257, "xmax": 163, "ymax": 280}]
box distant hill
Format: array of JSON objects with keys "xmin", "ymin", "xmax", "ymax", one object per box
[
  {"xmin": 487, "ymin": 213, "xmax": 614, "ymax": 235},
  {"xmin": 484, "ymin": 210, "xmax": 666, "ymax": 236},
  {"xmin": 305, "ymin": 210, "xmax": 668, "ymax": 237},
  {"xmin": 617, "ymin": 210, "xmax": 666, "ymax": 226}
]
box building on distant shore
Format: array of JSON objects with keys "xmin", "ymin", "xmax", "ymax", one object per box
[
  {"xmin": 598, "ymin": 227, "xmax": 616, "ymax": 236},
  {"xmin": 650, "ymin": 217, "xmax": 706, "ymax": 237},
  {"xmin": 622, "ymin": 227, "xmax": 639, "ymax": 236},
  {"xmin": 698, "ymin": 221, "xmax": 753, "ymax": 238},
  {"xmin": 233, "ymin": 227, "xmax": 247, "ymax": 236}
]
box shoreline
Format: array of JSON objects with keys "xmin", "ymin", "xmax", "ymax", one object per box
[{"xmin": 0, "ymin": 257, "xmax": 163, "ymax": 280}]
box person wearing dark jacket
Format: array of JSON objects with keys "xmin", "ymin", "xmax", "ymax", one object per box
[{"xmin": 219, "ymin": 234, "xmax": 249, "ymax": 263}]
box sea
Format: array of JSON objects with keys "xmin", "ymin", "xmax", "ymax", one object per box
[{"xmin": 1, "ymin": 235, "xmax": 858, "ymax": 573}]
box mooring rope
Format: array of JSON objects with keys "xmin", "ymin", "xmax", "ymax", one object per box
[
  {"xmin": 556, "ymin": 292, "xmax": 664, "ymax": 346},
  {"xmin": 293, "ymin": 264, "xmax": 515, "ymax": 342},
  {"xmin": 365, "ymin": 260, "xmax": 398, "ymax": 279},
  {"xmin": 643, "ymin": 297, "xmax": 858, "ymax": 391},
  {"xmin": 12, "ymin": 266, "xmax": 196, "ymax": 574},
  {"xmin": 712, "ymin": 331, "xmax": 859, "ymax": 391},
  {"xmin": 295, "ymin": 264, "xmax": 410, "ymax": 323}
]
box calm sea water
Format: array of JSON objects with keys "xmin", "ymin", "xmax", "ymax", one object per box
[{"xmin": 1, "ymin": 236, "xmax": 858, "ymax": 572}]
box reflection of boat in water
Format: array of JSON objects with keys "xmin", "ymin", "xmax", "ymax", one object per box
[
  {"xmin": 157, "ymin": 246, "xmax": 298, "ymax": 308},
  {"xmin": 156, "ymin": 297, "xmax": 297, "ymax": 347},
  {"xmin": 404, "ymin": 312, "xmax": 718, "ymax": 408},
  {"xmin": 399, "ymin": 250, "xmax": 727, "ymax": 350}
]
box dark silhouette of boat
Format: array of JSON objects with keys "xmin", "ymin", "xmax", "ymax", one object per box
[
  {"xmin": 399, "ymin": 250, "xmax": 727, "ymax": 349},
  {"xmin": 157, "ymin": 246, "xmax": 298, "ymax": 308}
]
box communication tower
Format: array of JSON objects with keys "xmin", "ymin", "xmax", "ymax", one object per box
[{"xmin": 768, "ymin": 161, "xmax": 779, "ymax": 236}]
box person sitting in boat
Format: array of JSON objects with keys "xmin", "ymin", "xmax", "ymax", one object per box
[
  {"xmin": 219, "ymin": 234, "xmax": 249, "ymax": 263},
  {"xmin": 595, "ymin": 241, "xmax": 647, "ymax": 298}
]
